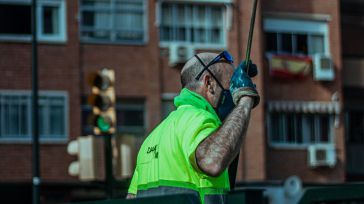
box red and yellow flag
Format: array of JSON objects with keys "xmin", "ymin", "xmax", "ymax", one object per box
[{"xmin": 269, "ymin": 55, "xmax": 312, "ymax": 79}]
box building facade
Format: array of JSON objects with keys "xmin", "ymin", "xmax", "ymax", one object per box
[{"xmin": 0, "ymin": 0, "xmax": 354, "ymax": 203}]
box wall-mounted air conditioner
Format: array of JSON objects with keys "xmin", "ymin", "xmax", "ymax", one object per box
[
  {"xmin": 308, "ymin": 144, "xmax": 336, "ymax": 168},
  {"xmin": 313, "ymin": 54, "xmax": 334, "ymax": 81},
  {"xmin": 168, "ymin": 43, "xmax": 195, "ymax": 67}
]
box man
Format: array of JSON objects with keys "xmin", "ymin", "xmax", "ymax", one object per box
[{"xmin": 126, "ymin": 51, "xmax": 259, "ymax": 204}]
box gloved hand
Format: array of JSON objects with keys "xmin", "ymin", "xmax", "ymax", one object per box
[{"xmin": 230, "ymin": 60, "xmax": 260, "ymax": 108}]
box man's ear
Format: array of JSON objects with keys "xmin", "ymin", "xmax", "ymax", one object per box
[{"xmin": 203, "ymin": 74, "xmax": 215, "ymax": 94}]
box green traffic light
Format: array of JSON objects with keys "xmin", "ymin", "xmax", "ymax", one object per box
[{"xmin": 97, "ymin": 116, "xmax": 111, "ymax": 133}]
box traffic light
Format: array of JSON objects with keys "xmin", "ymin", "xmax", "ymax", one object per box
[
  {"xmin": 67, "ymin": 136, "xmax": 100, "ymax": 181},
  {"xmin": 88, "ymin": 68, "xmax": 116, "ymax": 135}
]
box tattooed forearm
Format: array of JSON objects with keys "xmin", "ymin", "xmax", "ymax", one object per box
[{"xmin": 196, "ymin": 96, "xmax": 253, "ymax": 177}]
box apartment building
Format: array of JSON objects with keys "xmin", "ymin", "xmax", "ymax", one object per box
[{"xmin": 0, "ymin": 0, "xmax": 350, "ymax": 203}]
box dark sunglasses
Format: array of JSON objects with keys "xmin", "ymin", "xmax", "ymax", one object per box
[{"xmin": 194, "ymin": 51, "xmax": 234, "ymax": 81}]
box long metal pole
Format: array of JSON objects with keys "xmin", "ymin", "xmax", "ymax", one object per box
[
  {"xmin": 31, "ymin": 0, "xmax": 40, "ymax": 204},
  {"xmin": 244, "ymin": 0, "xmax": 259, "ymax": 72},
  {"xmin": 104, "ymin": 134, "xmax": 114, "ymax": 199},
  {"xmin": 229, "ymin": 0, "xmax": 259, "ymax": 191}
]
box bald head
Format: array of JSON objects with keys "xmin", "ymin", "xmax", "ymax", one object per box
[
  {"xmin": 181, "ymin": 53, "xmax": 224, "ymax": 91},
  {"xmin": 180, "ymin": 52, "xmax": 234, "ymax": 108}
]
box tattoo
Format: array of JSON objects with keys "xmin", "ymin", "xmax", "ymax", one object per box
[{"xmin": 196, "ymin": 97, "xmax": 253, "ymax": 177}]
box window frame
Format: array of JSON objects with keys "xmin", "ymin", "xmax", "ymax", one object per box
[
  {"xmin": 263, "ymin": 18, "xmax": 330, "ymax": 56},
  {"xmin": 157, "ymin": 0, "xmax": 232, "ymax": 49},
  {"xmin": 37, "ymin": 0, "xmax": 67, "ymax": 42},
  {"xmin": 0, "ymin": 90, "xmax": 69, "ymax": 144},
  {"xmin": 0, "ymin": 0, "xmax": 67, "ymax": 43},
  {"xmin": 79, "ymin": 0, "xmax": 148, "ymax": 45}
]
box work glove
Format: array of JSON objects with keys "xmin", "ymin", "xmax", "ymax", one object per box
[{"xmin": 229, "ymin": 60, "xmax": 260, "ymax": 108}]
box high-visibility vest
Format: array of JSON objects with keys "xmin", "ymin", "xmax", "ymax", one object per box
[{"xmin": 128, "ymin": 88, "xmax": 230, "ymax": 204}]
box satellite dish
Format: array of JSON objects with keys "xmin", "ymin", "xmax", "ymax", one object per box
[{"xmin": 284, "ymin": 176, "xmax": 302, "ymax": 198}]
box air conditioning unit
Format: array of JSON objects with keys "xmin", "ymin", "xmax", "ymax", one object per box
[
  {"xmin": 313, "ymin": 54, "xmax": 334, "ymax": 81},
  {"xmin": 168, "ymin": 43, "xmax": 195, "ymax": 67},
  {"xmin": 308, "ymin": 144, "xmax": 336, "ymax": 168}
]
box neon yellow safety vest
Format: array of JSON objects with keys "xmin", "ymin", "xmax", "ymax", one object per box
[{"xmin": 128, "ymin": 88, "xmax": 230, "ymax": 203}]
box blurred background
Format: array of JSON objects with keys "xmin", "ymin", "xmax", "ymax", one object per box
[{"xmin": 1, "ymin": 0, "xmax": 364, "ymax": 203}]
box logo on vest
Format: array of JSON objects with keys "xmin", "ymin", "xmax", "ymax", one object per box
[{"xmin": 147, "ymin": 145, "xmax": 158, "ymax": 158}]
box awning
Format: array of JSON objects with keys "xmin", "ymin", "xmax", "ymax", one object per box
[{"xmin": 267, "ymin": 101, "xmax": 341, "ymax": 114}]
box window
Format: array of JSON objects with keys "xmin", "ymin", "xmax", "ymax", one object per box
[
  {"xmin": 0, "ymin": 4, "xmax": 31, "ymax": 35},
  {"xmin": 346, "ymin": 110, "xmax": 364, "ymax": 144},
  {"xmin": 264, "ymin": 18, "xmax": 329, "ymax": 55},
  {"xmin": 82, "ymin": 98, "xmax": 145, "ymax": 136},
  {"xmin": 269, "ymin": 112, "xmax": 333, "ymax": 145},
  {"xmin": 116, "ymin": 100, "xmax": 145, "ymax": 135},
  {"xmin": 159, "ymin": 2, "xmax": 228, "ymax": 47},
  {"xmin": 267, "ymin": 101, "xmax": 338, "ymax": 148},
  {"xmin": 80, "ymin": 0, "xmax": 147, "ymax": 44},
  {"xmin": 0, "ymin": 91, "xmax": 68, "ymax": 141},
  {"xmin": 0, "ymin": 0, "xmax": 66, "ymax": 42}
]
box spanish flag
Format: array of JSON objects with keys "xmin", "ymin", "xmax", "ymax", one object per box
[{"xmin": 269, "ymin": 54, "xmax": 312, "ymax": 79}]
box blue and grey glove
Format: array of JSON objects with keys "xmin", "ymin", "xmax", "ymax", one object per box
[{"xmin": 229, "ymin": 60, "xmax": 260, "ymax": 108}]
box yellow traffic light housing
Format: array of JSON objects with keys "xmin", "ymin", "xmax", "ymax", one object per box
[{"xmin": 88, "ymin": 68, "xmax": 116, "ymax": 135}]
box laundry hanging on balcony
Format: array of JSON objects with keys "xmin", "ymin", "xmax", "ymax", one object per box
[{"xmin": 268, "ymin": 54, "xmax": 312, "ymax": 79}]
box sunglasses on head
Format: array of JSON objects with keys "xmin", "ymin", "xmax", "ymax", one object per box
[{"xmin": 194, "ymin": 51, "xmax": 234, "ymax": 81}]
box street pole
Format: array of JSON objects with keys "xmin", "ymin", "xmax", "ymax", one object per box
[
  {"xmin": 104, "ymin": 134, "xmax": 114, "ymax": 199},
  {"xmin": 31, "ymin": 0, "xmax": 40, "ymax": 204},
  {"xmin": 229, "ymin": 0, "xmax": 259, "ymax": 190}
]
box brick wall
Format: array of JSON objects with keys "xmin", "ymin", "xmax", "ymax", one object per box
[{"xmin": 0, "ymin": 0, "xmax": 81, "ymax": 182}]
